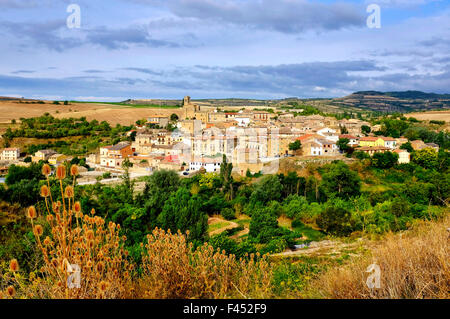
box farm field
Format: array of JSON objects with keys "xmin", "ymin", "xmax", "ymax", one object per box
[
  {"xmin": 408, "ymin": 110, "xmax": 450, "ymax": 122},
  {"xmin": 0, "ymin": 100, "xmax": 184, "ymax": 126}
]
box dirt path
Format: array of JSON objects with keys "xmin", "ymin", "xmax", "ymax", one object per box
[
  {"xmin": 271, "ymin": 239, "xmax": 364, "ymax": 258},
  {"xmin": 208, "ymin": 217, "xmax": 240, "ymax": 236}
]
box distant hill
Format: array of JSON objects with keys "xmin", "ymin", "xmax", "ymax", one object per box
[{"xmin": 331, "ymin": 91, "xmax": 450, "ymax": 113}]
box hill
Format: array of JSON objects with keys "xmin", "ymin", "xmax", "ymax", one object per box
[{"xmin": 331, "ymin": 91, "xmax": 450, "ymax": 113}]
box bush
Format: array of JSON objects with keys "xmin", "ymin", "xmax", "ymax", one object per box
[
  {"xmin": 316, "ymin": 207, "xmax": 353, "ymax": 236},
  {"xmin": 221, "ymin": 207, "xmax": 236, "ymax": 221}
]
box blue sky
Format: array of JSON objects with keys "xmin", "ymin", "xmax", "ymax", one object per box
[{"xmin": 0, "ymin": 0, "xmax": 449, "ymax": 101}]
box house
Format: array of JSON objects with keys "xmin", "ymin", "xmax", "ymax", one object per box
[
  {"xmin": 33, "ymin": 149, "xmax": 57, "ymax": 162},
  {"xmin": 339, "ymin": 134, "xmax": 359, "ymax": 147},
  {"xmin": 355, "ymin": 146, "xmax": 391, "ymax": 156},
  {"xmin": 358, "ymin": 136, "xmax": 379, "ymax": 147},
  {"xmin": 234, "ymin": 114, "xmax": 252, "ymax": 127},
  {"xmin": 0, "ymin": 148, "xmax": 20, "ymax": 161},
  {"xmin": 425, "ymin": 143, "xmax": 440, "ymax": 152},
  {"xmin": 381, "ymin": 137, "xmax": 397, "ymax": 149},
  {"xmin": 147, "ymin": 116, "xmax": 169, "ymax": 128},
  {"xmin": 316, "ymin": 128, "xmax": 339, "ymax": 143},
  {"xmin": 410, "ymin": 140, "xmax": 428, "ymax": 151},
  {"xmin": 394, "ymin": 149, "xmax": 410, "ymax": 164},
  {"xmin": 48, "ymin": 154, "xmax": 67, "ymax": 165},
  {"xmin": 189, "ymin": 157, "xmax": 222, "ymax": 173},
  {"xmin": 359, "ymin": 136, "xmax": 396, "ymax": 149},
  {"xmin": 253, "ymin": 111, "xmax": 270, "ymax": 122},
  {"xmin": 303, "ymin": 141, "xmax": 324, "ymax": 156},
  {"xmin": 100, "ymin": 142, "xmax": 133, "ymax": 168}
]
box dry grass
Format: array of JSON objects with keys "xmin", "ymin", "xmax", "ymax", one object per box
[
  {"xmin": 138, "ymin": 228, "xmax": 273, "ymax": 299},
  {"xmin": 408, "ymin": 110, "xmax": 450, "ymax": 122},
  {"xmin": 0, "ymin": 100, "xmax": 184, "ymax": 126},
  {"xmin": 310, "ymin": 215, "xmax": 450, "ymax": 299},
  {"xmin": 1, "ymin": 165, "xmax": 273, "ymax": 299}
]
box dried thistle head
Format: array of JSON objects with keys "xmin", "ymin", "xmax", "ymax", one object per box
[
  {"xmin": 27, "ymin": 206, "xmax": 37, "ymax": 219},
  {"xmin": 43, "ymin": 236, "xmax": 51, "ymax": 246},
  {"xmin": 33, "ymin": 225, "xmax": 44, "ymax": 237},
  {"xmin": 70, "ymin": 164, "xmax": 79, "ymax": 177},
  {"xmin": 74, "ymin": 201, "xmax": 82, "ymax": 213},
  {"xmin": 9, "ymin": 259, "xmax": 19, "ymax": 272},
  {"xmin": 6, "ymin": 286, "xmax": 15, "ymax": 297},
  {"xmin": 52, "ymin": 201, "xmax": 61, "ymax": 213},
  {"xmin": 40, "ymin": 185, "xmax": 50, "ymax": 198},
  {"xmin": 56, "ymin": 165, "xmax": 66, "ymax": 180},
  {"xmin": 65, "ymin": 185, "xmax": 74, "ymax": 198},
  {"xmin": 42, "ymin": 164, "xmax": 51, "ymax": 177},
  {"xmin": 99, "ymin": 281, "xmax": 109, "ymax": 292}
]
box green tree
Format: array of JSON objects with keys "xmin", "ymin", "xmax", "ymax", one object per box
[
  {"xmin": 170, "ymin": 113, "xmax": 179, "ymax": 121},
  {"xmin": 371, "ymin": 151, "xmax": 399, "ymax": 169},
  {"xmin": 361, "ymin": 125, "xmax": 371, "ymax": 135},
  {"xmin": 249, "ymin": 175, "xmax": 283, "ymax": 205},
  {"xmin": 337, "ymin": 138, "xmax": 350, "ymax": 153},
  {"xmin": 249, "ymin": 207, "xmax": 279, "ymax": 243},
  {"xmin": 157, "ymin": 187, "xmax": 208, "ymax": 243},
  {"xmin": 141, "ymin": 170, "xmax": 180, "ymax": 227},
  {"xmin": 412, "ymin": 148, "xmax": 438, "ymax": 170},
  {"xmin": 400, "ymin": 141, "xmax": 413, "ymax": 153},
  {"xmin": 220, "ymin": 154, "xmax": 234, "ymax": 200},
  {"xmin": 288, "ymin": 140, "xmax": 302, "ymax": 151},
  {"xmin": 316, "ymin": 207, "xmax": 353, "ymax": 236},
  {"xmin": 321, "ymin": 162, "xmax": 361, "ymax": 199}
]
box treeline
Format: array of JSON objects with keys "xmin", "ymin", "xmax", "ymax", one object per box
[
  {"xmin": 372, "ymin": 114, "xmax": 450, "ymax": 149},
  {"xmin": 3, "ymin": 114, "xmax": 133, "ymax": 139}
]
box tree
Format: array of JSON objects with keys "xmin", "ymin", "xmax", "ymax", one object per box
[
  {"xmin": 361, "ymin": 125, "xmax": 371, "ymax": 135},
  {"xmin": 317, "ymin": 207, "xmax": 353, "ymax": 236},
  {"xmin": 400, "ymin": 141, "xmax": 413, "ymax": 153},
  {"xmin": 337, "ymin": 138, "xmax": 350, "ymax": 153},
  {"xmin": 141, "ymin": 170, "xmax": 180, "ymax": 227},
  {"xmin": 412, "ymin": 148, "xmax": 439, "ymax": 170},
  {"xmin": 249, "ymin": 207, "xmax": 279, "ymax": 243},
  {"xmin": 157, "ymin": 187, "xmax": 208, "ymax": 242},
  {"xmin": 288, "ymin": 140, "xmax": 302, "ymax": 151},
  {"xmin": 170, "ymin": 113, "xmax": 179, "ymax": 122},
  {"xmin": 220, "ymin": 155, "xmax": 234, "ymax": 200},
  {"xmin": 321, "ymin": 161, "xmax": 361, "ymax": 199},
  {"xmin": 249, "ymin": 175, "xmax": 282, "ymax": 205},
  {"xmin": 340, "ymin": 125, "xmax": 348, "ymax": 134},
  {"xmin": 371, "ymin": 151, "xmax": 399, "ymax": 169}
]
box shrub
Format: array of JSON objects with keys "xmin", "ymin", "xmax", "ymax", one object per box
[
  {"xmin": 221, "ymin": 207, "xmax": 236, "ymax": 221},
  {"xmin": 316, "ymin": 207, "xmax": 353, "ymax": 236}
]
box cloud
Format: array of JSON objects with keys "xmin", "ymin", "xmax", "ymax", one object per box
[
  {"xmin": 86, "ymin": 26, "xmax": 180, "ymax": 49},
  {"xmin": 131, "ymin": 0, "xmax": 366, "ymax": 33},
  {"xmin": 366, "ymin": 0, "xmax": 442, "ymax": 8},
  {"xmin": 121, "ymin": 67, "xmax": 162, "ymax": 75},
  {"xmin": 0, "ymin": 20, "xmax": 82, "ymax": 51},
  {"xmin": 1, "ymin": 59, "xmax": 449, "ymax": 100},
  {"xmin": 11, "ymin": 70, "xmax": 35, "ymax": 74},
  {"xmin": 0, "ymin": 19, "xmax": 182, "ymax": 51}
]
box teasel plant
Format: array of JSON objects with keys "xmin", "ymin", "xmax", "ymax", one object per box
[{"xmin": 6, "ymin": 164, "xmax": 133, "ymax": 299}]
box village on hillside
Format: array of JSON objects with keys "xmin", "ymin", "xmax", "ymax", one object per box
[{"xmin": 0, "ymin": 96, "xmax": 442, "ymax": 183}]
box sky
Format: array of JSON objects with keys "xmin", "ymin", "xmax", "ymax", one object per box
[{"xmin": 0, "ymin": 0, "xmax": 449, "ymax": 101}]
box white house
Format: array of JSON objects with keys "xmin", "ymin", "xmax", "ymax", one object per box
[
  {"xmin": 317, "ymin": 127, "xmax": 339, "ymax": 142},
  {"xmin": 381, "ymin": 137, "xmax": 397, "ymax": 149},
  {"xmin": 394, "ymin": 149, "xmax": 410, "ymax": 164},
  {"xmin": 189, "ymin": 157, "xmax": 222, "ymax": 173},
  {"xmin": 234, "ymin": 115, "xmax": 252, "ymax": 127},
  {"xmin": 1, "ymin": 148, "xmax": 20, "ymax": 161}
]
